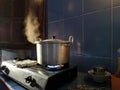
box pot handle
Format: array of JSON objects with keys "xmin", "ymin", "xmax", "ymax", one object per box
[{"xmin": 69, "ymin": 36, "xmax": 74, "ymax": 43}]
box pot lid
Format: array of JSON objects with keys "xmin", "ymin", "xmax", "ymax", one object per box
[
  {"xmin": 35, "ymin": 39, "xmax": 70, "ymax": 44},
  {"xmin": 35, "ymin": 36, "xmax": 74, "ymax": 44}
]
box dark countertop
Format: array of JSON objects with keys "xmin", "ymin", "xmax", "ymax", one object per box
[
  {"xmin": 0, "ymin": 72, "xmax": 111, "ymax": 90},
  {"xmin": 59, "ymin": 72, "xmax": 111, "ymax": 90}
]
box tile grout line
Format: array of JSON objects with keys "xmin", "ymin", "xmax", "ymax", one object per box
[
  {"xmin": 81, "ymin": 0, "xmax": 85, "ymax": 53},
  {"xmin": 110, "ymin": 0, "xmax": 114, "ymax": 72}
]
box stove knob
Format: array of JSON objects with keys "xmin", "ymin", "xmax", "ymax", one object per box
[
  {"xmin": 25, "ymin": 76, "xmax": 37, "ymax": 87},
  {"xmin": 30, "ymin": 78, "xmax": 37, "ymax": 87},
  {"xmin": 25, "ymin": 76, "xmax": 32, "ymax": 83},
  {"xmin": 4, "ymin": 68, "xmax": 10, "ymax": 75},
  {"xmin": 1, "ymin": 65, "xmax": 10, "ymax": 75},
  {"xmin": 1, "ymin": 65, "xmax": 6, "ymax": 70}
]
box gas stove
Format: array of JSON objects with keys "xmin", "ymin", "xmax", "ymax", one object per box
[{"xmin": 1, "ymin": 60, "xmax": 77, "ymax": 90}]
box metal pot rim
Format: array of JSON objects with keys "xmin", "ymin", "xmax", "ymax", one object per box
[
  {"xmin": 35, "ymin": 36, "xmax": 74, "ymax": 44},
  {"xmin": 35, "ymin": 39, "xmax": 71, "ymax": 44}
]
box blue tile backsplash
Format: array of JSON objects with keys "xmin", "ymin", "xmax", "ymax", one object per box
[
  {"xmin": 46, "ymin": 0, "xmax": 120, "ymax": 73},
  {"xmin": 63, "ymin": 0, "xmax": 82, "ymax": 18},
  {"xmin": 46, "ymin": 0, "xmax": 64, "ymax": 22},
  {"xmin": 113, "ymin": 7, "xmax": 120, "ymax": 58},
  {"xmin": 84, "ymin": 0, "xmax": 111, "ymax": 13},
  {"xmin": 113, "ymin": 0, "xmax": 120, "ymax": 7},
  {"xmin": 47, "ymin": 21, "xmax": 64, "ymax": 39},
  {"xmin": 64, "ymin": 16, "xmax": 83, "ymax": 54},
  {"xmin": 84, "ymin": 10, "xmax": 111, "ymax": 57}
]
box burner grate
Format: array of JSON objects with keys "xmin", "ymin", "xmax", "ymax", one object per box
[{"xmin": 14, "ymin": 60, "xmax": 37, "ymax": 68}]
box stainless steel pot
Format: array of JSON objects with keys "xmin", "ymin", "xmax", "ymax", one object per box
[{"xmin": 35, "ymin": 36, "xmax": 74, "ymax": 66}]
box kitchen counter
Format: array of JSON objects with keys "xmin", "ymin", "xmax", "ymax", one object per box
[
  {"xmin": 59, "ymin": 72, "xmax": 111, "ymax": 90},
  {"xmin": 0, "ymin": 72, "xmax": 111, "ymax": 90}
]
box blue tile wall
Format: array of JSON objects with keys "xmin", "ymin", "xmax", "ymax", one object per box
[
  {"xmin": 113, "ymin": 7, "xmax": 120, "ymax": 58},
  {"xmin": 113, "ymin": 0, "xmax": 120, "ymax": 7},
  {"xmin": 63, "ymin": 0, "xmax": 82, "ymax": 18},
  {"xmin": 84, "ymin": 0, "xmax": 111, "ymax": 13},
  {"xmin": 46, "ymin": 0, "xmax": 64, "ymax": 22},
  {"xmin": 47, "ymin": 21, "xmax": 64, "ymax": 39},
  {"xmin": 84, "ymin": 10, "xmax": 111, "ymax": 57},
  {"xmin": 64, "ymin": 17, "xmax": 83, "ymax": 54},
  {"xmin": 45, "ymin": 0, "xmax": 120, "ymax": 73}
]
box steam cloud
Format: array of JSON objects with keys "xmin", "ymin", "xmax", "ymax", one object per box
[
  {"xmin": 24, "ymin": 10, "xmax": 40, "ymax": 44},
  {"xmin": 24, "ymin": 0, "xmax": 43, "ymax": 44}
]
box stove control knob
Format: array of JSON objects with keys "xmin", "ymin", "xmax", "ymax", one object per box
[
  {"xmin": 25, "ymin": 76, "xmax": 32, "ymax": 83},
  {"xmin": 30, "ymin": 78, "xmax": 37, "ymax": 87},
  {"xmin": 1, "ymin": 65, "xmax": 6, "ymax": 70},
  {"xmin": 1, "ymin": 65, "xmax": 10, "ymax": 75},
  {"xmin": 25, "ymin": 76, "xmax": 37, "ymax": 87}
]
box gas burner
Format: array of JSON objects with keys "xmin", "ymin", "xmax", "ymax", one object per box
[
  {"xmin": 36, "ymin": 64, "xmax": 67, "ymax": 71},
  {"xmin": 46, "ymin": 65, "xmax": 64, "ymax": 71}
]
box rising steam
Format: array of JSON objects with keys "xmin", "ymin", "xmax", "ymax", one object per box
[
  {"xmin": 24, "ymin": 10, "xmax": 40, "ymax": 44},
  {"xmin": 24, "ymin": 0, "xmax": 43, "ymax": 44}
]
